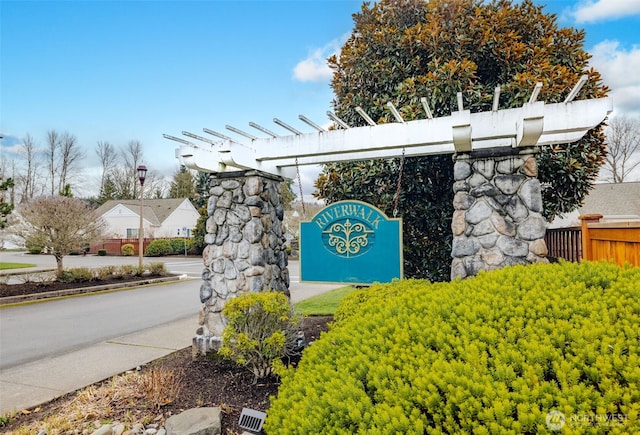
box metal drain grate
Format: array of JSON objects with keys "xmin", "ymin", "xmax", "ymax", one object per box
[{"xmin": 238, "ymin": 407, "xmax": 267, "ymax": 433}]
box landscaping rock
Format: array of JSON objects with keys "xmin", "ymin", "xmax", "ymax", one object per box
[{"xmin": 165, "ymin": 407, "xmax": 222, "ymax": 435}]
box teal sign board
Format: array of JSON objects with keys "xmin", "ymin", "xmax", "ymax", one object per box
[{"xmin": 300, "ymin": 200, "xmax": 403, "ymax": 284}]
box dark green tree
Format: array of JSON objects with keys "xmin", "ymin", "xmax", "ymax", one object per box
[
  {"xmin": 193, "ymin": 171, "xmax": 211, "ymax": 209},
  {"xmin": 1, "ymin": 177, "xmax": 15, "ymax": 229},
  {"xmin": 93, "ymin": 176, "xmax": 119, "ymax": 206},
  {"xmin": 316, "ymin": 0, "xmax": 608, "ymax": 281},
  {"xmin": 59, "ymin": 183, "xmax": 73, "ymax": 198},
  {"xmin": 191, "ymin": 206, "xmax": 208, "ymax": 255},
  {"xmin": 169, "ymin": 166, "xmax": 197, "ymax": 200},
  {"xmin": 280, "ymin": 179, "xmax": 295, "ymax": 210}
]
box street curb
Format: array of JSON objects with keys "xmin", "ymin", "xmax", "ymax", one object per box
[{"xmin": 0, "ymin": 275, "xmax": 187, "ymax": 306}]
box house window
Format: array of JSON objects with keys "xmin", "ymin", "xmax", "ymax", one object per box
[{"xmin": 126, "ymin": 228, "xmax": 139, "ymax": 238}]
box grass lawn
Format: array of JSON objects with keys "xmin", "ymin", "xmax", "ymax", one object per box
[
  {"xmin": 294, "ymin": 285, "xmax": 358, "ymax": 316},
  {"xmin": 0, "ymin": 262, "xmax": 36, "ymax": 271}
]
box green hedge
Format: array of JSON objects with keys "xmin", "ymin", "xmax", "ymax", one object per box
[
  {"xmin": 266, "ymin": 261, "xmax": 640, "ymax": 434},
  {"xmin": 144, "ymin": 239, "xmax": 173, "ymax": 257},
  {"xmin": 143, "ymin": 238, "xmax": 195, "ymax": 256}
]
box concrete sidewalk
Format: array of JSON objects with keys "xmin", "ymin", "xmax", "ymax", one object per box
[{"xmin": 0, "ymin": 279, "xmax": 338, "ymax": 415}]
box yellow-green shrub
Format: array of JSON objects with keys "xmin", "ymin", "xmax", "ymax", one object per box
[
  {"xmin": 265, "ymin": 261, "xmax": 640, "ymax": 434},
  {"xmin": 121, "ymin": 243, "xmax": 135, "ymax": 256},
  {"xmin": 220, "ymin": 291, "xmax": 301, "ymax": 382},
  {"xmin": 146, "ymin": 262, "xmax": 167, "ymax": 276},
  {"xmin": 59, "ymin": 267, "xmax": 94, "ymax": 283}
]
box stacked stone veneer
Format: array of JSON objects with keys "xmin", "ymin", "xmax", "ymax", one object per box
[
  {"xmin": 451, "ymin": 148, "xmax": 548, "ymax": 280},
  {"xmin": 194, "ymin": 170, "xmax": 289, "ymax": 355}
]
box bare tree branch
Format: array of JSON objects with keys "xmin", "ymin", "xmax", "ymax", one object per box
[
  {"xmin": 17, "ymin": 134, "xmax": 42, "ymax": 202},
  {"xmin": 12, "ymin": 196, "xmax": 107, "ymax": 276},
  {"xmin": 58, "ymin": 132, "xmax": 86, "ymax": 194},
  {"xmin": 122, "ymin": 140, "xmax": 144, "ymax": 198},
  {"xmin": 96, "ymin": 140, "xmax": 118, "ymax": 197},
  {"xmin": 46, "ymin": 130, "xmax": 60, "ymax": 195},
  {"xmin": 602, "ymin": 116, "xmax": 640, "ymax": 183}
]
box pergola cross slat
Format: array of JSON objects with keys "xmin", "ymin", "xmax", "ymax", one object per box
[{"xmin": 166, "ymin": 77, "xmax": 612, "ymax": 178}]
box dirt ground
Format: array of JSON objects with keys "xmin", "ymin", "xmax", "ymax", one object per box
[{"xmin": 0, "ymin": 278, "xmax": 332, "ymax": 434}]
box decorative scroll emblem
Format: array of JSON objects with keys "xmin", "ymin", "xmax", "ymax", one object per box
[{"xmin": 322, "ymin": 219, "xmax": 374, "ymax": 258}]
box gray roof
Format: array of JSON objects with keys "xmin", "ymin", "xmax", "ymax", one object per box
[
  {"xmin": 578, "ymin": 182, "xmax": 640, "ymax": 216},
  {"xmin": 95, "ymin": 198, "xmax": 192, "ymax": 226}
]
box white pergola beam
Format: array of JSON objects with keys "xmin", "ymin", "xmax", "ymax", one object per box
[
  {"xmin": 529, "ymin": 82, "xmax": 543, "ymax": 103},
  {"xmin": 327, "ymin": 111, "xmax": 350, "ymax": 129},
  {"xmin": 386, "ymin": 102, "xmax": 405, "ymax": 123},
  {"xmin": 204, "ymin": 128, "xmax": 237, "ymax": 143},
  {"xmin": 182, "ymin": 131, "xmax": 218, "ymax": 145},
  {"xmin": 273, "ymin": 118, "xmax": 303, "ymax": 135},
  {"xmin": 565, "ymin": 74, "xmax": 588, "ymax": 103},
  {"xmin": 298, "ymin": 115, "xmax": 327, "ymax": 132},
  {"xmin": 249, "ymin": 122, "xmax": 280, "ymax": 138},
  {"xmin": 172, "ymin": 96, "xmax": 611, "ymax": 177},
  {"xmin": 492, "ymin": 86, "xmax": 501, "ymax": 112},
  {"xmin": 226, "ymin": 125, "xmax": 258, "ymax": 140},
  {"xmin": 457, "ymin": 92, "xmax": 465, "ymax": 112},
  {"xmin": 164, "ymin": 133, "xmax": 194, "ymax": 146},
  {"xmin": 355, "ymin": 106, "xmax": 376, "ymax": 126},
  {"xmin": 420, "ymin": 97, "xmax": 434, "ymax": 119}
]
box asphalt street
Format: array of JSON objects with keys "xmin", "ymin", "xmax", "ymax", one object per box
[{"xmin": 0, "ymin": 252, "xmax": 339, "ymax": 414}]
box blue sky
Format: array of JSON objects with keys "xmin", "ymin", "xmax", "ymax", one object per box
[{"xmin": 1, "ymin": 0, "xmax": 639, "ymax": 198}]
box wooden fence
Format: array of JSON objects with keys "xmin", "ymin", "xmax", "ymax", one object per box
[
  {"xmin": 90, "ymin": 238, "xmax": 153, "ymax": 256},
  {"xmin": 545, "ymin": 226, "xmax": 582, "ymax": 262},
  {"xmin": 545, "ymin": 215, "xmax": 640, "ymax": 267},
  {"xmin": 579, "ymin": 214, "xmax": 640, "ymax": 268}
]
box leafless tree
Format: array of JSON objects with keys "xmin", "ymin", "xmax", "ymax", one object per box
[
  {"xmin": 45, "ymin": 130, "xmax": 60, "ymax": 195},
  {"xmin": 122, "ymin": 140, "xmax": 144, "ymax": 198},
  {"xmin": 58, "ymin": 132, "xmax": 86, "ymax": 193},
  {"xmin": 96, "ymin": 140, "xmax": 118, "ymax": 196},
  {"xmin": 12, "ymin": 196, "xmax": 107, "ymax": 277},
  {"xmin": 602, "ymin": 116, "xmax": 640, "ymax": 183},
  {"xmin": 96, "ymin": 139, "xmax": 165, "ymax": 201},
  {"xmin": 17, "ymin": 134, "xmax": 42, "ymax": 202}
]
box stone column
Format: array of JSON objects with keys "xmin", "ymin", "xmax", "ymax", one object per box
[
  {"xmin": 193, "ymin": 170, "xmax": 289, "ymax": 355},
  {"xmin": 450, "ymin": 147, "xmax": 549, "ymax": 280}
]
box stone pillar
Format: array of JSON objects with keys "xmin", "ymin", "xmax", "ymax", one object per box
[
  {"xmin": 193, "ymin": 170, "xmax": 289, "ymax": 355},
  {"xmin": 450, "ymin": 147, "xmax": 548, "ymax": 280}
]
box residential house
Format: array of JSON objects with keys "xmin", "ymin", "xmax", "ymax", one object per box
[
  {"xmin": 95, "ymin": 198, "xmax": 199, "ymax": 239},
  {"xmin": 549, "ymin": 181, "xmax": 640, "ymax": 228}
]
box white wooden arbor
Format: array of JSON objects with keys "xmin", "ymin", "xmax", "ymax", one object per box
[
  {"xmin": 181, "ymin": 78, "xmax": 613, "ymax": 351},
  {"xmin": 166, "ymin": 76, "xmax": 612, "ymax": 177}
]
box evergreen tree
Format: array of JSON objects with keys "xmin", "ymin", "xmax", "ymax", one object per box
[
  {"xmin": 0, "ymin": 177, "xmax": 14, "ymax": 229},
  {"xmin": 169, "ymin": 166, "xmax": 197, "ymax": 200},
  {"xmin": 316, "ymin": 0, "xmax": 608, "ymax": 281}
]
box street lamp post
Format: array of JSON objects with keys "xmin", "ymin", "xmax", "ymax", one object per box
[{"xmin": 137, "ymin": 165, "xmax": 147, "ymax": 270}]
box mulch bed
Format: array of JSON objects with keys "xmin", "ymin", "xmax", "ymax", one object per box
[
  {"xmin": 0, "ymin": 275, "xmax": 168, "ymax": 298},
  {"xmin": 1, "ymin": 276, "xmax": 332, "ymax": 434}
]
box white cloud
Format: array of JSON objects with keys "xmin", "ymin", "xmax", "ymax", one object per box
[
  {"xmin": 573, "ymin": 0, "xmax": 640, "ymax": 24},
  {"xmin": 293, "ymin": 49, "xmax": 333, "ymax": 82},
  {"xmin": 293, "ymin": 35, "xmax": 348, "ymax": 83},
  {"xmin": 589, "ymin": 40, "xmax": 640, "ymax": 117},
  {"xmin": 0, "ymin": 134, "xmax": 24, "ymax": 159}
]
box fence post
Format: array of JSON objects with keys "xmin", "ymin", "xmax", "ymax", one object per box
[{"xmin": 579, "ymin": 214, "xmax": 602, "ymax": 261}]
